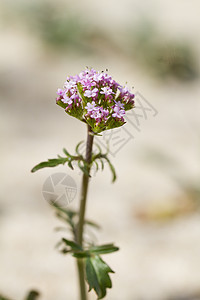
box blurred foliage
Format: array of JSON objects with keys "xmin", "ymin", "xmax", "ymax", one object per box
[
  {"xmin": 20, "ymin": 2, "xmax": 90, "ymax": 52},
  {"xmin": 167, "ymin": 291, "xmax": 200, "ymax": 300},
  {"xmin": 0, "ymin": 1, "xmax": 199, "ymax": 81},
  {"xmin": 0, "ymin": 0, "xmax": 114, "ymax": 55},
  {"xmin": 0, "ymin": 290, "xmax": 40, "ymax": 300},
  {"xmin": 24, "ymin": 291, "xmax": 40, "ymax": 300},
  {"xmin": 0, "ymin": 296, "xmax": 11, "ymax": 300},
  {"xmin": 126, "ymin": 21, "xmax": 198, "ymax": 81}
]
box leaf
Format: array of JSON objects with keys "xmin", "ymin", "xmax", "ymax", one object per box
[
  {"xmin": 0, "ymin": 295, "xmax": 12, "ymax": 300},
  {"xmin": 67, "ymin": 159, "xmax": 74, "ymax": 170},
  {"xmin": 53, "ymin": 203, "xmax": 100, "ymax": 232},
  {"xmin": 55, "ymin": 212, "xmax": 71, "ymax": 225},
  {"xmin": 78, "ymin": 160, "xmax": 90, "ymax": 176},
  {"xmin": 31, "ymin": 157, "xmax": 67, "ymax": 172},
  {"xmin": 72, "ymin": 251, "xmax": 90, "ymax": 258},
  {"xmin": 85, "ymin": 255, "xmax": 114, "ymax": 299},
  {"xmin": 54, "ymin": 226, "xmax": 68, "ymax": 232},
  {"xmin": 75, "ymin": 141, "xmax": 84, "ymax": 156},
  {"xmin": 94, "ymin": 160, "xmax": 99, "ymax": 172},
  {"xmin": 72, "ymin": 243, "xmax": 118, "ymax": 258},
  {"xmin": 107, "ymin": 160, "xmax": 117, "ymax": 182},
  {"xmin": 56, "ymin": 99, "xmax": 68, "ymax": 109},
  {"xmin": 62, "ymin": 238, "xmax": 83, "ymax": 251},
  {"xmin": 53, "ymin": 203, "xmax": 76, "ymax": 219},
  {"xmin": 93, "ymin": 142, "xmax": 102, "ymax": 155},
  {"xmin": 99, "ymin": 159, "xmax": 104, "ymax": 171},
  {"xmin": 89, "ymin": 244, "xmax": 119, "ymax": 255},
  {"xmin": 103, "ymin": 156, "xmax": 117, "ymax": 182},
  {"xmin": 63, "ymin": 148, "xmax": 71, "ymax": 156},
  {"xmin": 85, "ymin": 220, "xmax": 101, "ymax": 230},
  {"xmin": 31, "ymin": 148, "xmax": 82, "ymax": 173},
  {"xmin": 52, "ymin": 204, "xmax": 77, "ymax": 234},
  {"xmin": 25, "ymin": 290, "xmax": 40, "ymax": 300}
]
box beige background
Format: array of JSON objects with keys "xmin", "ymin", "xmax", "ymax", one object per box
[{"xmin": 1, "ymin": 0, "xmax": 200, "ymax": 299}]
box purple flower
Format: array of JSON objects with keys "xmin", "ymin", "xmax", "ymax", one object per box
[
  {"xmin": 114, "ymin": 101, "xmax": 124, "ymax": 109},
  {"xmin": 64, "ymin": 80, "xmax": 77, "ymax": 90},
  {"xmin": 84, "ymin": 88, "xmax": 98, "ymax": 98},
  {"xmin": 119, "ymin": 85, "xmax": 130, "ymax": 95},
  {"xmin": 90, "ymin": 108, "xmax": 102, "ymax": 120},
  {"xmin": 101, "ymin": 108, "xmax": 109, "ymax": 121},
  {"xmin": 85, "ymin": 101, "xmax": 97, "ymax": 112},
  {"xmin": 100, "ymin": 87, "xmax": 114, "ymax": 96},
  {"xmin": 62, "ymin": 94, "xmax": 73, "ymax": 105},
  {"xmin": 57, "ymin": 88, "xmax": 64, "ymax": 96},
  {"xmin": 119, "ymin": 85, "xmax": 134, "ymax": 100},
  {"xmin": 112, "ymin": 105, "xmax": 125, "ymax": 119}
]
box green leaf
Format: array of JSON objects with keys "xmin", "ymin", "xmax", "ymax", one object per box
[
  {"xmin": 78, "ymin": 160, "xmax": 90, "ymax": 176},
  {"xmin": 56, "ymin": 212, "xmax": 73, "ymax": 228},
  {"xmin": 25, "ymin": 290, "xmax": 40, "ymax": 300},
  {"xmin": 99, "ymin": 159, "xmax": 104, "ymax": 171},
  {"xmin": 53, "ymin": 203, "xmax": 100, "ymax": 232},
  {"xmin": 53, "ymin": 203, "xmax": 76, "ymax": 219},
  {"xmin": 71, "ymin": 242, "xmax": 119, "ymax": 258},
  {"xmin": 56, "ymin": 99, "xmax": 68, "ymax": 109},
  {"xmin": 72, "ymin": 251, "xmax": 90, "ymax": 258},
  {"xmin": 89, "ymin": 244, "xmax": 119, "ymax": 255},
  {"xmin": 31, "ymin": 157, "xmax": 67, "ymax": 172},
  {"xmin": 85, "ymin": 255, "xmax": 114, "ymax": 299},
  {"xmin": 94, "ymin": 160, "xmax": 99, "ymax": 172},
  {"xmin": 72, "ymin": 243, "xmax": 119, "ymax": 257},
  {"xmin": 67, "ymin": 159, "xmax": 74, "ymax": 170},
  {"xmin": 94, "ymin": 142, "xmax": 102, "ymax": 155},
  {"xmin": 63, "ymin": 148, "xmax": 71, "ymax": 156},
  {"xmin": 75, "ymin": 141, "xmax": 84, "ymax": 156},
  {"xmin": 85, "ymin": 220, "xmax": 101, "ymax": 230},
  {"xmin": 62, "ymin": 238, "xmax": 83, "ymax": 251},
  {"xmin": 31, "ymin": 147, "xmax": 83, "ymax": 173},
  {"xmin": 103, "ymin": 156, "xmax": 117, "ymax": 182},
  {"xmin": 52, "ymin": 204, "xmax": 76, "ymax": 234},
  {"xmin": 108, "ymin": 160, "xmax": 116, "ymax": 182},
  {"xmin": 0, "ymin": 295, "xmax": 12, "ymax": 300}
]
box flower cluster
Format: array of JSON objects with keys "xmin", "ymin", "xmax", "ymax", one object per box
[{"xmin": 56, "ymin": 68, "xmax": 135, "ymax": 133}]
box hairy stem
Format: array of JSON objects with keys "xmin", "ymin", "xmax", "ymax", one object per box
[{"xmin": 76, "ymin": 125, "xmax": 94, "ymax": 300}]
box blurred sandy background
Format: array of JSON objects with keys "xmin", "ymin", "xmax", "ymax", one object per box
[{"xmin": 1, "ymin": 0, "xmax": 200, "ymax": 299}]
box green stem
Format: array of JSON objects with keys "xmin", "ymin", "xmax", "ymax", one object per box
[{"xmin": 76, "ymin": 125, "xmax": 94, "ymax": 300}]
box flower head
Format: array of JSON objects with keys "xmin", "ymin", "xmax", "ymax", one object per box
[{"xmin": 56, "ymin": 68, "xmax": 135, "ymax": 133}]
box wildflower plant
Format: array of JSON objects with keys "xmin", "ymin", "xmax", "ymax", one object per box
[{"xmin": 31, "ymin": 68, "xmax": 135, "ymax": 300}]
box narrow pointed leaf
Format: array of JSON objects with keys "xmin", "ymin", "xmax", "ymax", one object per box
[
  {"xmin": 75, "ymin": 141, "xmax": 84, "ymax": 156},
  {"xmin": 78, "ymin": 161, "xmax": 90, "ymax": 176},
  {"xmin": 31, "ymin": 157, "xmax": 67, "ymax": 172},
  {"xmin": 85, "ymin": 220, "xmax": 101, "ymax": 229},
  {"xmin": 89, "ymin": 244, "xmax": 119, "ymax": 255},
  {"xmin": 63, "ymin": 148, "xmax": 71, "ymax": 156},
  {"xmin": 94, "ymin": 160, "xmax": 99, "ymax": 172},
  {"xmin": 99, "ymin": 159, "xmax": 104, "ymax": 170},
  {"xmin": 62, "ymin": 238, "xmax": 83, "ymax": 251},
  {"xmin": 72, "ymin": 251, "xmax": 90, "ymax": 258},
  {"xmin": 68, "ymin": 159, "xmax": 74, "ymax": 170},
  {"xmin": 103, "ymin": 157, "xmax": 117, "ymax": 182}
]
